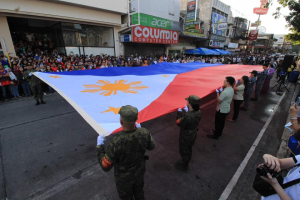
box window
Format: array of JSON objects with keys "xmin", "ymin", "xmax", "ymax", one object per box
[{"xmin": 62, "ymin": 23, "xmax": 114, "ymax": 47}]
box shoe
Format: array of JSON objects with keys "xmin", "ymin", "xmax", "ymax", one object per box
[
  {"xmin": 44, "ymin": 93, "xmax": 47, "ymax": 96},
  {"xmin": 206, "ymin": 135, "xmax": 218, "ymax": 140},
  {"xmin": 250, "ymin": 98, "xmax": 258, "ymax": 101},
  {"xmin": 227, "ymin": 118, "xmax": 235, "ymax": 122},
  {"xmin": 4, "ymin": 99, "xmax": 8, "ymax": 101},
  {"xmin": 174, "ymin": 161, "xmax": 188, "ymax": 172},
  {"xmin": 41, "ymin": 100, "xmax": 46, "ymax": 104},
  {"xmin": 12, "ymin": 98, "xmax": 16, "ymax": 100},
  {"xmin": 36, "ymin": 101, "xmax": 40, "ymax": 106}
]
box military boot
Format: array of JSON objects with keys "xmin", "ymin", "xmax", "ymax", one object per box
[
  {"xmin": 36, "ymin": 100, "xmax": 40, "ymax": 106},
  {"xmin": 174, "ymin": 160, "xmax": 188, "ymax": 172},
  {"xmin": 41, "ymin": 100, "xmax": 46, "ymax": 104}
]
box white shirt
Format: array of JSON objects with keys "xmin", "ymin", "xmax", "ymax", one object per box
[{"xmin": 262, "ymin": 155, "xmax": 300, "ymax": 200}]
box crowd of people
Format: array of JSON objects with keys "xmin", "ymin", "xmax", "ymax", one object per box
[
  {"xmin": 0, "ymin": 49, "xmax": 294, "ymax": 102},
  {"xmin": 2, "ymin": 49, "xmax": 300, "ymax": 199}
]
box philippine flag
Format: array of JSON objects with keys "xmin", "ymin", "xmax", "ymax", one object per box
[{"xmin": 35, "ymin": 63, "xmax": 262, "ymax": 136}]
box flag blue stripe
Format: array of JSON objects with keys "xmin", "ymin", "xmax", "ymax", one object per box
[{"xmin": 46, "ymin": 62, "xmax": 223, "ymax": 76}]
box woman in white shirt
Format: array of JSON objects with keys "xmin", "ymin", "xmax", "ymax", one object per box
[{"xmin": 228, "ymin": 76, "xmax": 249, "ymax": 122}]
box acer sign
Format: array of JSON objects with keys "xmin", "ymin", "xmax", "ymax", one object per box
[
  {"xmin": 248, "ymin": 30, "xmax": 259, "ymax": 40},
  {"xmin": 253, "ymin": 0, "xmax": 269, "ymax": 15},
  {"xmin": 132, "ymin": 25, "xmax": 179, "ymax": 44}
]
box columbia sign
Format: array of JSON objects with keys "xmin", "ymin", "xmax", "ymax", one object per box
[{"xmin": 132, "ymin": 25, "xmax": 179, "ymax": 44}]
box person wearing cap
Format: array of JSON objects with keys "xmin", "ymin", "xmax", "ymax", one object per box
[
  {"xmin": 240, "ymin": 71, "xmax": 257, "ymax": 111},
  {"xmin": 96, "ymin": 105, "xmax": 155, "ymax": 200},
  {"xmin": 175, "ymin": 95, "xmax": 202, "ymax": 172},
  {"xmin": 24, "ymin": 62, "xmax": 46, "ymax": 105},
  {"xmin": 251, "ymin": 64, "xmax": 269, "ymax": 101},
  {"xmin": 207, "ymin": 77, "xmax": 235, "ymax": 140}
]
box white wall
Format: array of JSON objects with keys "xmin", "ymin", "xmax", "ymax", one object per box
[
  {"xmin": 131, "ymin": 0, "xmax": 181, "ymax": 21},
  {"xmin": 0, "ymin": 0, "xmax": 122, "ymax": 26},
  {"xmin": 0, "ymin": 16, "xmax": 16, "ymax": 56},
  {"xmin": 57, "ymin": 0, "xmax": 128, "ymax": 14}
]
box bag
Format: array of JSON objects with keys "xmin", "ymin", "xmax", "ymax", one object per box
[
  {"xmin": 288, "ymin": 71, "xmax": 300, "ymax": 83},
  {"xmin": 253, "ymin": 164, "xmax": 300, "ymax": 197},
  {"xmin": 288, "ymin": 134, "xmax": 300, "ymax": 156}
]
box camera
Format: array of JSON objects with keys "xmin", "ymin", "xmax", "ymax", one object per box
[{"xmin": 256, "ymin": 165, "xmax": 279, "ymax": 178}]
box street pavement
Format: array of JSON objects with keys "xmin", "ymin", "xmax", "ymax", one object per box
[{"xmin": 0, "ymin": 77, "xmax": 294, "ymax": 200}]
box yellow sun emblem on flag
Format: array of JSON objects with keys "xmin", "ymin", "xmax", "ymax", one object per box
[
  {"xmin": 49, "ymin": 75, "xmax": 62, "ymax": 79},
  {"xmin": 81, "ymin": 80, "xmax": 148, "ymax": 96}
]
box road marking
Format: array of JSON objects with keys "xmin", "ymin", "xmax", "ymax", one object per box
[{"xmin": 219, "ymin": 90, "xmax": 287, "ymax": 200}]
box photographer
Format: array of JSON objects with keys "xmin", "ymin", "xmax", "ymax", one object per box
[{"xmin": 258, "ymin": 153, "xmax": 300, "ymax": 200}]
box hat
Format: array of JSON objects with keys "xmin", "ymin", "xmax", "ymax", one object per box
[
  {"xmin": 118, "ymin": 105, "xmax": 138, "ymax": 122},
  {"xmin": 185, "ymin": 95, "xmax": 201, "ymax": 105},
  {"xmin": 250, "ymin": 70, "xmax": 258, "ymax": 76}
]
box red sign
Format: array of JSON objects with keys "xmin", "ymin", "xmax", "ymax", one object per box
[
  {"xmin": 253, "ymin": 0, "xmax": 269, "ymax": 15},
  {"xmin": 132, "ymin": 25, "xmax": 179, "ymax": 44},
  {"xmin": 248, "ymin": 30, "xmax": 258, "ymax": 40}
]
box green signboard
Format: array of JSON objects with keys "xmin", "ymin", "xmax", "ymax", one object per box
[{"xmin": 132, "ymin": 13, "xmax": 172, "ymax": 30}]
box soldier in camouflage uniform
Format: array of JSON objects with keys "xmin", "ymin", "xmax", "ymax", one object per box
[
  {"xmin": 251, "ymin": 64, "xmax": 269, "ymax": 101},
  {"xmin": 240, "ymin": 70, "xmax": 257, "ymax": 111},
  {"xmin": 175, "ymin": 95, "xmax": 202, "ymax": 172},
  {"xmin": 96, "ymin": 105, "xmax": 155, "ymax": 200},
  {"xmin": 24, "ymin": 63, "xmax": 46, "ymax": 105}
]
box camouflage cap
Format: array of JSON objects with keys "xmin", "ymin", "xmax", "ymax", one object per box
[
  {"xmin": 185, "ymin": 95, "xmax": 201, "ymax": 105},
  {"xmin": 118, "ymin": 105, "xmax": 138, "ymax": 122}
]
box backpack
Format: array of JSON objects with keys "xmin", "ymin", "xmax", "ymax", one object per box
[{"xmin": 288, "ymin": 134, "xmax": 300, "ymax": 156}]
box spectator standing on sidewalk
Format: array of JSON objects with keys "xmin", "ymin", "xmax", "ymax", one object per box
[
  {"xmin": 0, "ymin": 63, "xmax": 11, "ymax": 100},
  {"xmin": 228, "ymin": 76, "xmax": 249, "ymax": 122},
  {"xmin": 207, "ymin": 77, "xmax": 235, "ymax": 140},
  {"xmin": 7, "ymin": 68, "xmax": 20, "ymax": 99}
]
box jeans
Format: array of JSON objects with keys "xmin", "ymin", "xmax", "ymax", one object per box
[
  {"xmin": 233, "ymin": 100, "xmax": 243, "ymax": 120},
  {"xmin": 21, "ymin": 82, "xmax": 31, "ymax": 96},
  {"xmin": 1, "ymin": 85, "xmax": 10, "ymax": 99},
  {"xmin": 214, "ymin": 110, "xmax": 229, "ymax": 138},
  {"xmin": 10, "ymin": 85, "xmax": 20, "ymax": 98}
]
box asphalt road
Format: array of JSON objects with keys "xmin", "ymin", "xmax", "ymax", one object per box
[{"xmin": 0, "ymin": 77, "xmax": 294, "ymax": 200}]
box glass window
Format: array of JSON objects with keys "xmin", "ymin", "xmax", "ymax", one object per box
[{"xmin": 61, "ymin": 22, "xmax": 114, "ymax": 47}]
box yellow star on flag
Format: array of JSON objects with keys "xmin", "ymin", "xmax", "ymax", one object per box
[
  {"xmin": 101, "ymin": 107, "xmax": 121, "ymax": 115},
  {"xmin": 49, "ymin": 75, "xmax": 62, "ymax": 79},
  {"xmin": 162, "ymin": 75, "xmax": 169, "ymax": 77}
]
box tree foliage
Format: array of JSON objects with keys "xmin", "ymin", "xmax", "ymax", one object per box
[{"xmin": 271, "ymin": 0, "xmax": 300, "ymax": 44}]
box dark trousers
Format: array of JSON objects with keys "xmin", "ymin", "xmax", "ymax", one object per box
[
  {"xmin": 179, "ymin": 132, "xmax": 197, "ymax": 163},
  {"xmin": 255, "ymin": 83, "xmax": 263, "ymax": 100},
  {"xmin": 233, "ymin": 100, "xmax": 243, "ymax": 120},
  {"xmin": 31, "ymin": 84, "xmax": 43, "ymax": 101},
  {"xmin": 115, "ymin": 175, "xmax": 145, "ymax": 200},
  {"xmin": 214, "ymin": 110, "xmax": 229, "ymax": 138}
]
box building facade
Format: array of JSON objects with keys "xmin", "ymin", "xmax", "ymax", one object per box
[{"xmin": 0, "ymin": 0, "xmax": 127, "ymax": 57}]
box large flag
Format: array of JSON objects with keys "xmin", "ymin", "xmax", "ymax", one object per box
[{"xmin": 35, "ymin": 63, "xmax": 262, "ymax": 136}]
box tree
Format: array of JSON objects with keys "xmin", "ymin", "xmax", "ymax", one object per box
[{"xmin": 271, "ymin": 0, "xmax": 300, "ymax": 45}]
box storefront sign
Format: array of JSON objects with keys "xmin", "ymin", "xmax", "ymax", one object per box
[
  {"xmin": 253, "ymin": 0, "xmax": 269, "ymax": 15},
  {"xmin": 211, "ymin": 12, "xmax": 227, "ymax": 36},
  {"xmin": 183, "ymin": 27, "xmax": 205, "ymax": 37},
  {"xmin": 132, "ymin": 25, "xmax": 179, "ymax": 44},
  {"xmin": 209, "ymin": 40, "xmax": 224, "ymax": 48},
  {"xmin": 210, "ymin": 34, "xmax": 226, "ymax": 42},
  {"xmin": 186, "ymin": 0, "xmax": 197, "ymax": 22},
  {"xmin": 120, "ymin": 35, "xmax": 131, "ymax": 42},
  {"xmin": 228, "ymin": 43, "xmax": 238, "ymax": 48},
  {"xmin": 132, "ymin": 13, "xmax": 180, "ymax": 31},
  {"xmin": 248, "ymin": 30, "xmax": 258, "ymax": 40}
]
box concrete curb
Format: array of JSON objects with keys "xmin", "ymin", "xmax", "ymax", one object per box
[{"xmin": 277, "ymin": 84, "xmax": 299, "ymax": 159}]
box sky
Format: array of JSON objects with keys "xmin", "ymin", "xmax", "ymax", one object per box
[{"xmin": 220, "ymin": 0, "xmax": 291, "ymax": 35}]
